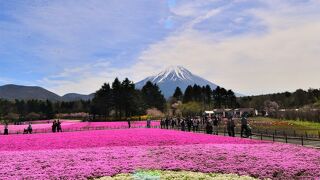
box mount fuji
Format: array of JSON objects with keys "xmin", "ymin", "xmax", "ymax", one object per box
[{"xmin": 135, "ymin": 66, "xmax": 219, "ymax": 98}]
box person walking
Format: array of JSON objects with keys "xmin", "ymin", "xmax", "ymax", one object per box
[
  {"xmin": 241, "ymin": 114, "xmax": 248, "ymax": 138},
  {"xmin": 213, "ymin": 115, "xmax": 219, "ymax": 135},
  {"xmin": 196, "ymin": 118, "xmax": 200, "ymax": 132},
  {"xmin": 4, "ymin": 123, "xmax": 9, "ymax": 135},
  {"xmin": 52, "ymin": 120, "xmax": 57, "ymax": 133},
  {"xmin": 171, "ymin": 118, "xmax": 176, "ymax": 129},
  {"xmin": 181, "ymin": 119, "xmax": 185, "ymax": 131},
  {"xmin": 127, "ymin": 118, "xmax": 131, "ymax": 128},
  {"xmin": 206, "ymin": 118, "xmax": 213, "ymax": 134},
  {"xmin": 27, "ymin": 122, "xmax": 33, "ymax": 134},
  {"xmin": 227, "ymin": 116, "xmax": 235, "ymax": 137},
  {"xmin": 160, "ymin": 119, "xmax": 164, "ymax": 129},
  {"xmin": 192, "ymin": 118, "xmax": 197, "ymax": 132},
  {"xmin": 147, "ymin": 119, "xmax": 151, "ymax": 128},
  {"xmin": 187, "ymin": 118, "xmax": 192, "ymax": 132},
  {"xmin": 57, "ymin": 120, "xmax": 62, "ymax": 132},
  {"xmin": 165, "ymin": 117, "xmax": 170, "ymax": 129}
]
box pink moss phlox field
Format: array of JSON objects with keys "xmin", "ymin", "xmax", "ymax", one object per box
[
  {"xmin": 0, "ymin": 129, "xmax": 319, "ymax": 179},
  {"xmin": 1, "ymin": 120, "xmax": 160, "ymax": 134},
  {"xmin": 0, "ymin": 129, "xmax": 260, "ymax": 151}
]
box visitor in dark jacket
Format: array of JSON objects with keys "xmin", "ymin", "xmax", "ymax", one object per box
[
  {"xmin": 181, "ymin": 119, "xmax": 185, "ymax": 131},
  {"xmin": 206, "ymin": 119, "xmax": 213, "ymax": 134},
  {"xmin": 52, "ymin": 120, "xmax": 57, "ymax": 133},
  {"xmin": 57, "ymin": 120, "xmax": 62, "ymax": 132},
  {"xmin": 241, "ymin": 114, "xmax": 248, "ymax": 137},
  {"xmin": 227, "ymin": 117, "xmax": 235, "ymax": 137},
  {"xmin": 4, "ymin": 123, "xmax": 9, "ymax": 135},
  {"xmin": 213, "ymin": 116, "xmax": 219, "ymax": 135}
]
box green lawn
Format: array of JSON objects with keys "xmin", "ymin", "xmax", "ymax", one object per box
[{"xmin": 247, "ymin": 117, "xmax": 320, "ymax": 137}]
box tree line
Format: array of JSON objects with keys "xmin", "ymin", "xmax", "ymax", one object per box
[
  {"xmin": 172, "ymin": 85, "xmax": 238, "ymax": 109},
  {"xmin": 0, "ymin": 99, "xmax": 90, "ymax": 123},
  {"xmin": 90, "ymin": 78, "xmax": 166, "ymax": 121},
  {"xmin": 238, "ymin": 88, "xmax": 320, "ymax": 111}
]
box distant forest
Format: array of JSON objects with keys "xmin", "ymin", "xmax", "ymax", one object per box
[
  {"xmin": 0, "ymin": 77, "xmax": 319, "ymax": 122},
  {"xmin": 239, "ymin": 88, "xmax": 320, "ymax": 110}
]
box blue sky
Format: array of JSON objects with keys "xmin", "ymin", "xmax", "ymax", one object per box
[{"xmin": 0, "ymin": 0, "xmax": 320, "ymax": 95}]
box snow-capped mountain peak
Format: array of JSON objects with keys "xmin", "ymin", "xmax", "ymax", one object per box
[
  {"xmin": 152, "ymin": 66, "xmax": 193, "ymax": 83},
  {"xmin": 135, "ymin": 66, "xmax": 218, "ymax": 98}
]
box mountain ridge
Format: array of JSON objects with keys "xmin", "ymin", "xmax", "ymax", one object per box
[{"xmin": 0, "ymin": 84, "xmax": 93, "ymax": 101}]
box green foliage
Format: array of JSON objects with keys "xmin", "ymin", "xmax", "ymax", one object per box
[
  {"xmin": 173, "ymin": 87, "xmax": 183, "ymax": 101},
  {"xmin": 0, "ymin": 98, "xmax": 90, "ymax": 122},
  {"xmin": 239, "ymin": 88, "xmax": 320, "ymax": 110},
  {"xmin": 141, "ymin": 81, "xmax": 166, "ymax": 112},
  {"xmin": 180, "ymin": 85, "xmax": 237, "ymax": 109},
  {"xmin": 91, "ymin": 79, "xmax": 165, "ymax": 120},
  {"xmin": 250, "ymin": 117, "xmax": 320, "ymax": 136},
  {"xmin": 91, "ymin": 83, "xmax": 113, "ymax": 120},
  {"xmin": 183, "ymin": 85, "xmax": 193, "ymax": 103},
  {"xmin": 314, "ymin": 98, "xmax": 320, "ymax": 108},
  {"xmin": 179, "ymin": 101, "xmax": 202, "ymax": 116},
  {"xmin": 91, "ymin": 78, "xmax": 145, "ymax": 120}
]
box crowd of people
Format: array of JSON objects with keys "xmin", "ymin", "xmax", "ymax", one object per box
[
  {"xmin": 2, "ymin": 115, "xmax": 251, "ymax": 137},
  {"xmin": 160, "ymin": 113, "xmax": 252, "ymax": 138}
]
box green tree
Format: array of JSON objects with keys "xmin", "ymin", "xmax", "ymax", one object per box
[
  {"xmin": 45, "ymin": 100, "xmax": 54, "ymax": 119},
  {"xmin": 121, "ymin": 78, "xmax": 135, "ymax": 117},
  {"xmin": 173, "ymin": 87, "xmax": 183, "ymax": 101},
  {"xmin": 183, "ymin": 85, "xmax": 193, "ymax": 103},
  {"xmin": 226, "ymin": 90, "xmax": 237, "ymax": 108},
  {"xmin": 141, "ymin": 81, "xmax": 166, "ymax": 112},
  {"xmin": 112, "ymin": 78, "xmax": 122, "ymax": 119},
  {"xmin": 92, "ymin": 83, "xmax": 113, "ymax": 120},
  {"xmin": 213, "ymin": 86, "xmax": 222, "ymax": 108},
  {"xmin": 179, "ymin": 101, "xmax": 202, "ymax": 116},
  {"xmin": 204, "ymin": 85, "xmax": 212, "ymax": 106}
]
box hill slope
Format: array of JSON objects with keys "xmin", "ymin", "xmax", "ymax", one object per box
[
  {"xmin": 62, "ymin": 93, "xmax": 94, "ymax": 101},
  {"xmin": 0, "ymin": 84, "xmax": 62, "ymax": 101}
]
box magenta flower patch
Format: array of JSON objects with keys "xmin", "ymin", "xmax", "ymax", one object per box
[{"xmin": 0, "ymin": 129, "xmax": 319, "ymax": 179}]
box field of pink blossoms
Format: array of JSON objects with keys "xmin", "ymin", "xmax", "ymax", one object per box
[
  {"xmin": 0, "ymin": 120, "xmax": 160, "ymax": 134},
  {"xmin": 0, "ymin": 128, "xmax": 319, "ymax": 179}
]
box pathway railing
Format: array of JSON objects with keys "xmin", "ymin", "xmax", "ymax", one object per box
[{"xmin": 157, "ymin": 124, "xmax": 320, "ymax": 148}]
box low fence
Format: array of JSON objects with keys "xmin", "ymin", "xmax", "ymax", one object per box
[
  {"xmin": 270, "ymin": 110, "xmax": 320, "ymax": 123},
  {"xmin": 158, "ymin": 124, "xmax": 320, "ymax": 147}
]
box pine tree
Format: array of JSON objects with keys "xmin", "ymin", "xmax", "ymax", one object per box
[
  {"xmin": 173, "ymin": 87, "xmax": 183, "ymax": 101},
  {"xmin": 141, "ymin": 81, "xmax": 166, "ymax": 112},
  {"xmin": 121, "ymin": 78, "xmax": 135, "ymax": 117},
  {"xmin": 213, "ymin": 86, "xmax": 222, "ymax": 108},
  {"xmin": 112, "ymin": 78, "xmax": 122, "ymax": 119},
  {"xmin": 183, "ymin": 85, "xmax": 193, "ymax": 103},
  {"xmin": 204, "ymin": 85, "xmax": 212, "ymax": 106},
  {"xmin": 226, "ymin": 89, "xmax": 236, "ymax": 108},
  {"xmin": 92, "ymin": 83, "xmax": 112, "ymax": 120}
]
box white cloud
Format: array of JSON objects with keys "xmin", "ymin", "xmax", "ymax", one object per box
[
  {"xmin": 132, "ymin": 1, "xmax": 320, "ymax": 95},
  {"xmin": 29, "ymin": 0, "xmax": 320, "ymax": 96}
]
